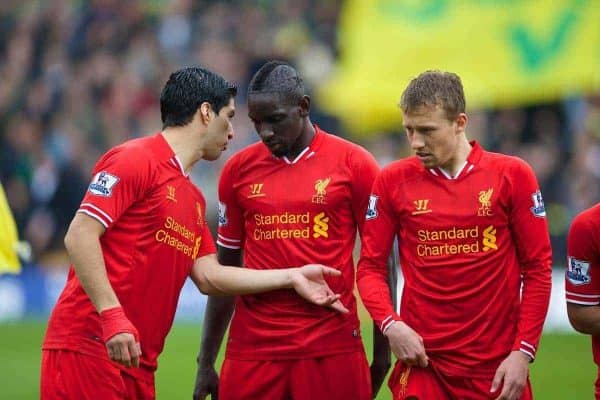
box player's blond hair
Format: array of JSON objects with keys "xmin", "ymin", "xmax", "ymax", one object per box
[{"xmin": 400, "ymin": 70, "xmax": 465, "ymax": 121}]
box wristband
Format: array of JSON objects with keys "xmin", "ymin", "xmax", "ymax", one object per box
[{"xmin": 100, "ymin": 306, "xmax": 139, "ymax": 343}]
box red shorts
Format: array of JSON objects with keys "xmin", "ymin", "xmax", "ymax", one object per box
[
  {"xmin": 40, "ymin": 349, "xmax": 155, "ymax": 400},
  {"xmin": 219, "ymin": 351, "xmax": 371, "ymax": 400},
  {"xmin": 389, "ymin": 362, "xmax": 533, "ymax": 400}
]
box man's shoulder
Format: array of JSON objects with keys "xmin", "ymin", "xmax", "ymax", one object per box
[
  {"xmin": 574, "ymin": 203, "xmax": 600, "ymax": 228},
  {"xmin": 480, "ymin": 149, "xmax": 530, "ymax": 170},
  {"xmin": 104, "ymin": 136, "xmax": 157, "ymax": 163},
  {"xmin": 381, "ymin": 157, "xmax": 422, "ymax": 175},
  {"xmin": 320, "ymin": 131, "xmax": 369, "ymax": 154}
]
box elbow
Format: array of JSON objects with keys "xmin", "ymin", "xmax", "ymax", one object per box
[
  {"xmin": 194, "ymin": 267, "xmax": 221, "ymax": 296},
  {"xmin": 63, "ymin": 224, "xmax": 78, "ymax": 254}
]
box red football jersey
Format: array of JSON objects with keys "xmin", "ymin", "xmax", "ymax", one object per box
[
  {"xmin": 217, "ymin": 126, "xmax": 379, "ymax": 360},
  {"xmin": 565, "ymin": 203, "xmax": 600, "ymax": 396},
  {"xmin": 43, "ymin": 133, "xmax": 216, "ymax": 380},
  {"xmin": 357, "ymin": 142, "xmax": 552, "ymax": 377}
]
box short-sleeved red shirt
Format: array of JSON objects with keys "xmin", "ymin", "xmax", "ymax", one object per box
[
  {"xmin": 43, "ymin": 133, "xmax": 215, "ymax": 381},
  {"xmin": 217, "ymin": 126, "xmax": 379, "ymax": 360}
]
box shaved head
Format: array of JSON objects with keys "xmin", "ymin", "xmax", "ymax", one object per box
[{"xmin": 248, "ymin": 61, "xmax": 305, "ymax": 105}]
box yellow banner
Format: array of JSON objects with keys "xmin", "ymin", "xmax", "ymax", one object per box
[
  {"xmin": 0, "ymin": 183, "xmax": 22, "ymax": 274},
  {"xmin": 319, "ymin": 0, "xmax": 600, "ymax": 135}
]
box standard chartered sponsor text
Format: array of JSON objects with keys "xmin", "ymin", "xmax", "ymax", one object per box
[
  {"xmin": 155, "ymin": 216, "xmax": 196, "ymax": 257},
  {"xmin": 417, "ymin": 226, "xmax": 491, "ymax": 257},
  {"xmin": 254, "ymin": 212, "xmax": 311, "ymax": 240}
]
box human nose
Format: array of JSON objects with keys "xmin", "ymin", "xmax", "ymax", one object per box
[
  {"xmin": 227, "ymin": 122, "xmax": 234, "ymax": 140},
  {"xmin": 258, "ymin": 126, "xmax": 274, "ymax": 141},
  {"xmin": 407, "ymin": 131, "xmax": 425, "ymax": 150}
]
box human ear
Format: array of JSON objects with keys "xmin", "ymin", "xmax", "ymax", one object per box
[{"xmin": 199, "ymin": 102, "xmax": 213, "ymax": 124}]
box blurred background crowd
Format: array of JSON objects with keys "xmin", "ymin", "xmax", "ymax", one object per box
[{"xmin": 1, "ymin": 0, "xmax": 599, "ymax": 271}]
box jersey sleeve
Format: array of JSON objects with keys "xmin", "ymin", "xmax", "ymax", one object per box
[
  {"xmin": 507, "ymin": 159, "xmax": 552, "ymax": 361},
  {"xmin": 357, "ymin": 168, "xmax": 401, "ymax": 333},
  {"xmin": 77, "ymin": 147, "xmax": 151, "ymax": 228},
  {"xmin": 565, "ymin": 210, "xmax": 600, "ymax": 305},
  {"xmin": 349, "ymin": 146, "xmax": 380, "ymax": 236},
  {"xmin": 197, "ymin": 221, "xmax": 217, "ymax": 258},
  {"xmin": 216, "ymin": 156, "xmax": 245, "ymax": 249}
]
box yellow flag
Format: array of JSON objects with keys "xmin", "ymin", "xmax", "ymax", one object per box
[
  {"xmin": 0, "ymin": 182, "xmax": 21, "ymax": 274},
  {"xmin": 320, "ymin": 0, "xmax": 600, "ymax": 135}
]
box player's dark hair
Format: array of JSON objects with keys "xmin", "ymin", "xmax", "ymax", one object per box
[
  {"xmin": 160, "ymin": 66, "xmax": 237, "ymax": 129},
  {"xmin": 248, "ymin": 60, "xmax": 305, "ymax": 104},
  {"xmin": 400, "ymin": 70, "xmax": 465, "ymax": 121}
]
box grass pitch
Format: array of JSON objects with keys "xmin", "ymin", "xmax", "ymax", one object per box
[{"xmin": 1, "ymin": 321, "xmax": 593, "ymax": 399}]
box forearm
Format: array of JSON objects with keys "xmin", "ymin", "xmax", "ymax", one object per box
[
  {"xmin": 357, "ymin": 258, "xmax": 398, "ymax": 331},
  {"xmin": 203, "ymin": 263, "xmax": 296, "ymax": 295},
  {"xmin": 513, "ymin": 262, "xmax": 551, "ymax": 358},
  {"xmin": 65, "ymin": 218, "xmax": 119, "ymax": 313},
  {"xmin": 197, "ymin": 295, "xmax": 235, "ymax": 366}
]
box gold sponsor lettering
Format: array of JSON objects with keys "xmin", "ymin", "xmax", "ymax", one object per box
[
  {"xmin": 253, "ymin": 227, "xmax": 310, "ymax": 240},
  {"xmin": 155, "ymin": 229, "xmax": 193, "ymax": 257},
  {"xmin": 415, "ymin": 225, "xmax": 499, "ymax": 257},
  {"xmin": 164, "ymin": 216, "xmax": 195, "ymax": 242},
  {"xmin": 417, "ymin": 242, "xmax": 479, "ymax": 257},
  {"xmin": 254, "ymin": 212, "xmax": 311, "ymax": 226},
  {"xmin": 417, "ymin": 226, "xmax": 479, "ymax": 241}
]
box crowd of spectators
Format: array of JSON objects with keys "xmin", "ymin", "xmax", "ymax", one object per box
[{"xmin": 1, "ymin": 0, "xmax": 598, "ymax": 268}]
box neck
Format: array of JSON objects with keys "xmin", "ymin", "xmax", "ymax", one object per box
[
  {"xmin": 161, "ymin": 127, "xmax": 200, "ymax": 172},
  {"xmin": 287, "ymin": 121, "xmax": 315, "ymax": 159},
  {"xmin": 443, "ymin": 136, "xmax": 472, "ymax": 177}
]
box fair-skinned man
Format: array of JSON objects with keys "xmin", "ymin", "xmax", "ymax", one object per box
[
  {"xmin": 358, "ymin": 70, "xmax": 552, "ymax": 400},
  {"xmin": 41, "ymin": 66, "xmax": 346, "ymax": 400}
]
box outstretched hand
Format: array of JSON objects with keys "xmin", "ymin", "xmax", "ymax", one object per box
[{"xmin": 290, "ymin": 264, "xmax": 349, "ymax": 313}]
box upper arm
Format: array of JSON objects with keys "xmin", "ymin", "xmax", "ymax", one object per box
[
  {"xmin": 350, "ymin": 148, "xmax": 380, "ymax": 235},
  {"xmin": 218, "ymin": 245, "xmax": 242, "ymax": 267},
  {"xmin": 216, "ymin": 157, "xmax": 245, "ymax": 249},
  {"xmin": 77, "ymin": 147, "xmax": 151, "ymax": 229},
  {"xmin": 507, "ymin": 159, "xmax": 551, "ymax": 268},
  {"xmin": 64, "ymin": 212, "xmax": 106, "ymax": 248},
  {"xmin": 566, "ymin": 302, "xmax": 600, "ymax": 334},
  {"xmin": 359, "ymin": 169, "xmax": 399, "ymax": 269},
  {"xmin": 565, "ymin": 210, "xmax": 600, "ymax": 306}
]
